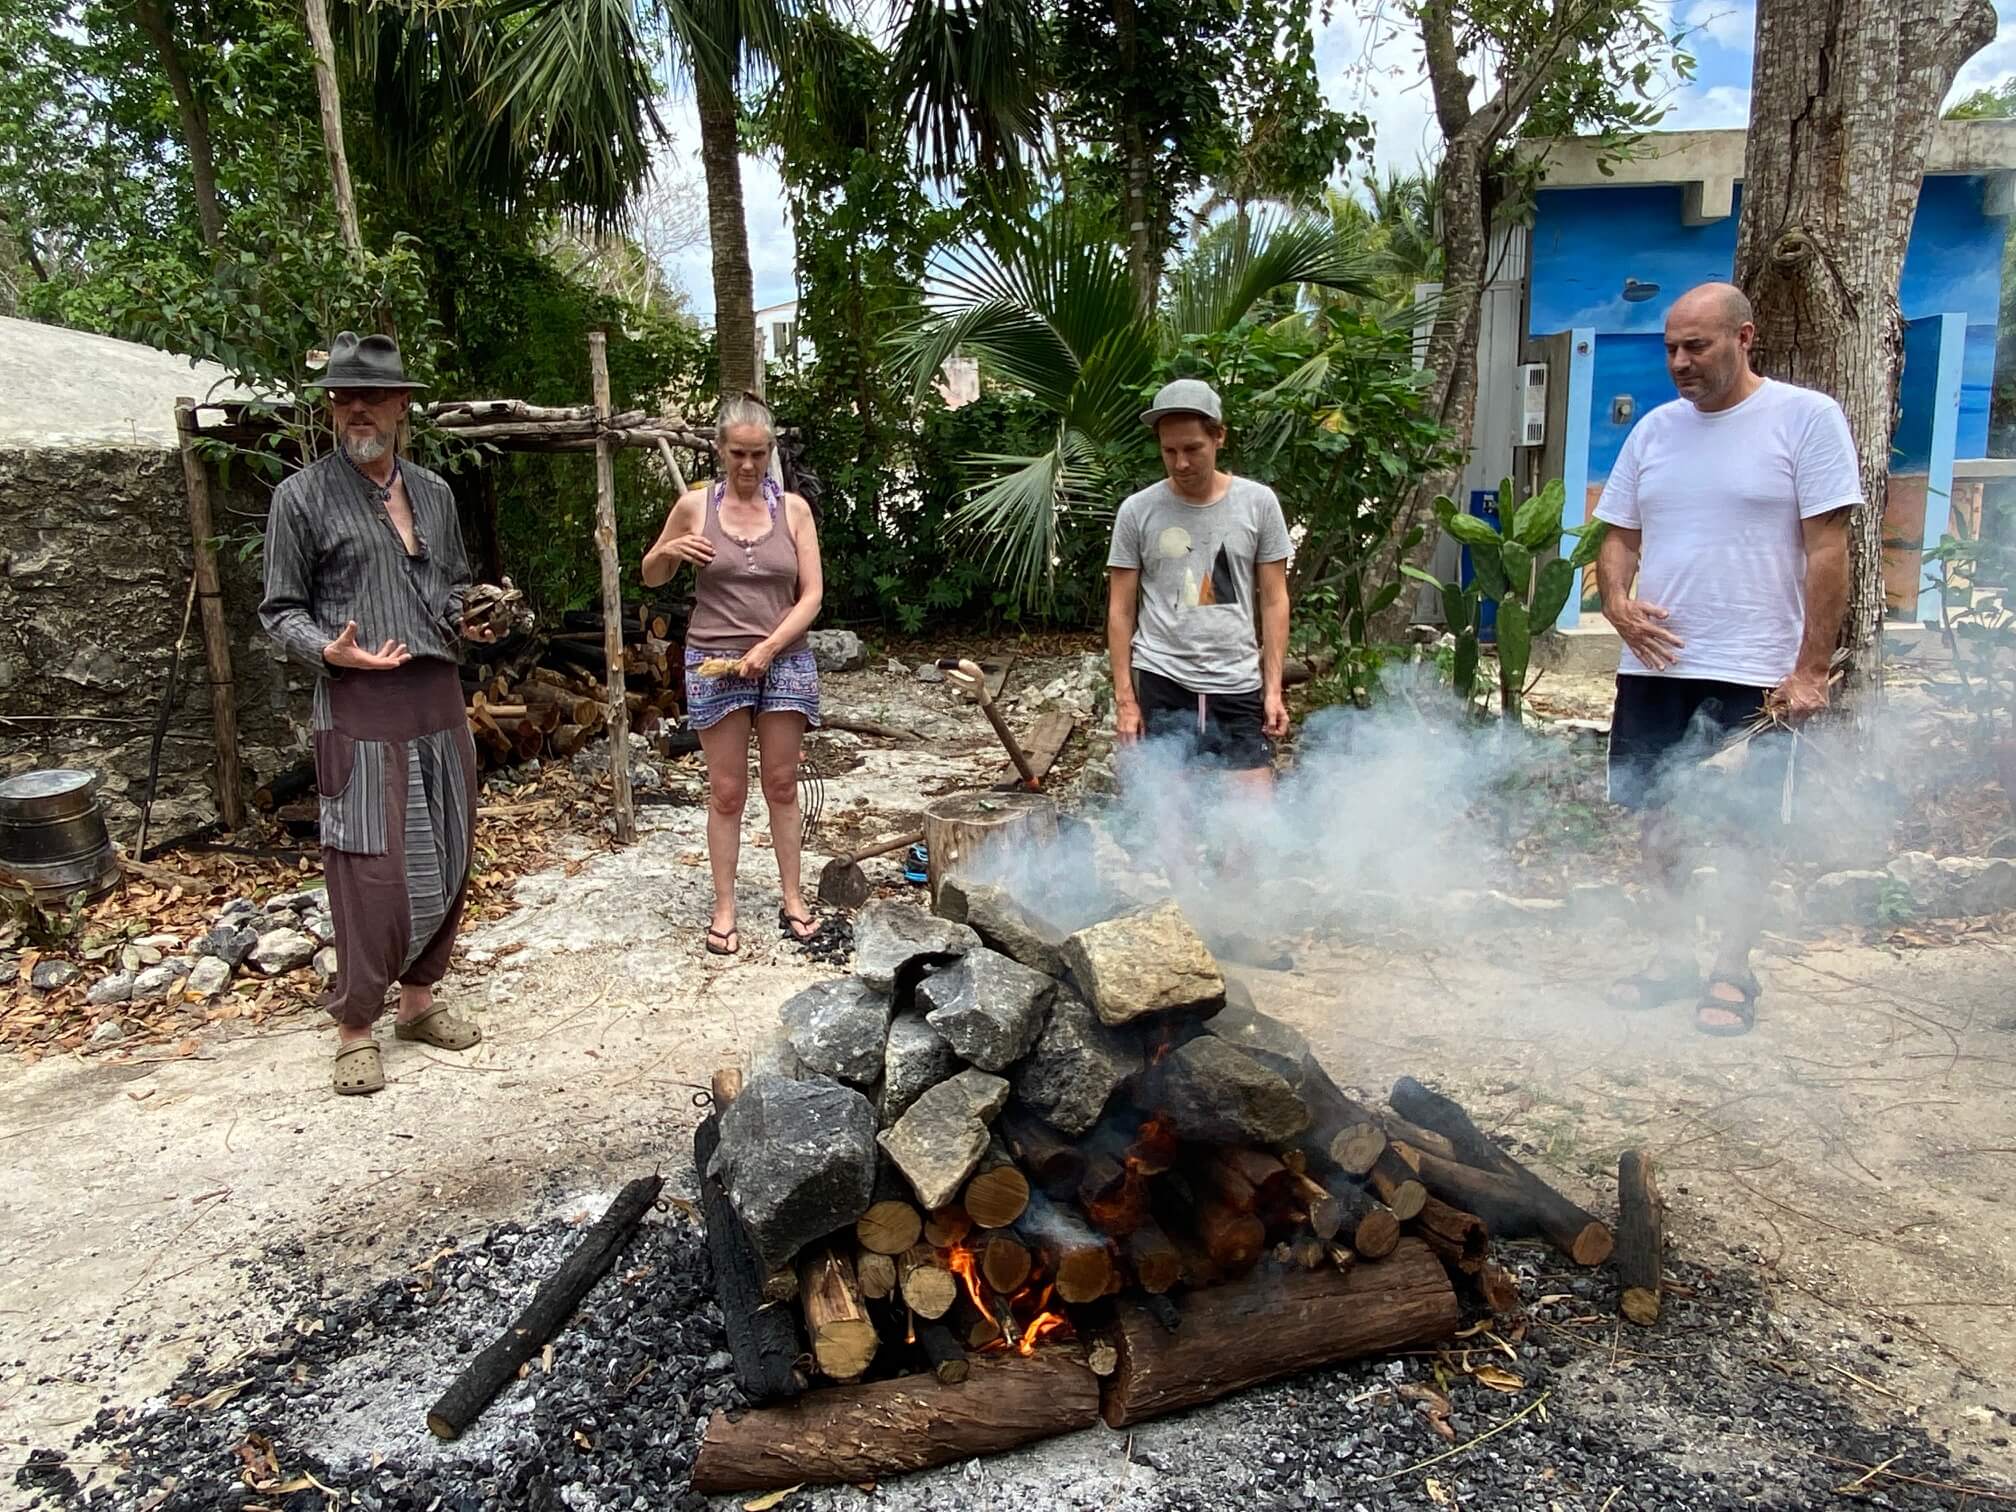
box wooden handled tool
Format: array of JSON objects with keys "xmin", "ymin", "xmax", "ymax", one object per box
[
  {"xmin": 939, "ymin": 659, "xmax": 1040, "ymax": 790},
  {"xmin": 816, "ymin": 831, "xmax": 925, "ymax": 910}
]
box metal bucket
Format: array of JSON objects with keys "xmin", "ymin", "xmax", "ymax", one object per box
[{"xmin": 0, "ymin": 769, "xmax": 120, "ymax": 905}]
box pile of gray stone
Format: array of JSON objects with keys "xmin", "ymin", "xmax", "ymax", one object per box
[
  {"xmin": 708, "ymin": 885, "xmax": 1312, "ymax": 1272},
  {"xmin": 38, "ymin": 887, "xmax": 341, "ymax": 1040}
]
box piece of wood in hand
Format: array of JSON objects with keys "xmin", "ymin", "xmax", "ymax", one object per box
[
  {"xmin": 898, "ymin": 1245, "xmax": 959, "ymax": 1320},
  {"xmin": 1101, "ymin": 1239, "xmax": 1459, "ymax": 1427},
  {"xmin": 963, "ymin": 1142, "xmax": 1031, "ymax": 1229},
  {"xmin": 1616, "ymin": 1148, "xmax": 1664, "ymax": 1326},
  {"xmin": 856, "ymin": 1198, "xmax": 924, "ymax": 1256},
  {"xmin": 799, "ymin": 1244, "xmax": 877, "ymax": 1380},
  {"xmin": 689, "ymin": 1351, "xmax": 1101, "ymax": 1493}
]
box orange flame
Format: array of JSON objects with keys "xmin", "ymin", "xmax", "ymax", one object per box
[
  {"xmin": 944, "ymin": 1245, "xmax": 990, "ymax": 1316},
  {"xmin": 1017, "ymin": 1311, "xmax": 1069, "ymax": 1355}
]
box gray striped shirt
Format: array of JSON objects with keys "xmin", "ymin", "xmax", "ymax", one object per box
[{"xmin": 259, "ymin": 449, "xmax": 471, "ymax": 676}]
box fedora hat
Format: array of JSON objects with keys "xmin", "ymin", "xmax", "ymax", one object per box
[{"xmin": 320, "ymin": 330, "xmax": 426, "ymax": 391}]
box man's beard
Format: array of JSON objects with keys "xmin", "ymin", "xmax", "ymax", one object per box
[{"xmin": 342, "ymin": 426, "xmax": 392, "ymax": 464}]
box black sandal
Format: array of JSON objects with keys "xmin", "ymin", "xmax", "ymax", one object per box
[
  {"xmin": 1695, "ymin": 973, "xmax": 1759, "ymax": 1037},
  {"xmin": 778, "ymin": 907, "xmax": 821, "ymax": 944},
  {"xmin": 1606, "ymin": 959, "xmax": 1701, "ymax": 1010},
  {"xmin": 705, "ymin": 925, "xmax": 739, "ymax": 957}
]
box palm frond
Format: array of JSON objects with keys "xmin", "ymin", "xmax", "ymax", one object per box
[
  {"xmin": 1166, "ymin": 211, "xmax": 1384, "ymax": 337},
  {"xmin": 887, "ymin": 0, "xmax": 1046, "ymax": 185},
  {"xmin": 948, "ymin": 428, "xmax": 1108, "ymax": 609}
]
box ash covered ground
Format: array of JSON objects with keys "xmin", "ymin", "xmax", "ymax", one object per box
[{"xmin": 17, "ymin": 1193, "xmax": 2008, "ymax": 1512}]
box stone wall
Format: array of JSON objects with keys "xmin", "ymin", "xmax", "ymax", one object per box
[{"xmin": 0, "ymin": 444, "xmax": 308, "ymax": 845}]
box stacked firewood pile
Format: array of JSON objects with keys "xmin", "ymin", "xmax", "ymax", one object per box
[
  {"xmin": 690, "ymin": 882, "xmax": 1642, "ymax": 1494},
  {"xmin": 461, "ymin": 606, "xmax": 685, "ymax": 772}
]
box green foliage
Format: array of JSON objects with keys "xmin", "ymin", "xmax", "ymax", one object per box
[
  {"xmin": 1404, "ymin": 476, "xmax": 1609, "ymax": 717},
  {"xmin": 1924, "ymin": 512, "xmax": 2016, "ymax": 748}
]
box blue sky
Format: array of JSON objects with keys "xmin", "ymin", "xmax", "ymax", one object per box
[{"xmin": 656, "ymin": 0, "xmax": 2016, "ymax": 320}]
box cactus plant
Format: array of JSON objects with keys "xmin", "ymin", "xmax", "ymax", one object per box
[{"xmin": 1403, "ymin": 477, "xmax": 1609, "ymax": 719}]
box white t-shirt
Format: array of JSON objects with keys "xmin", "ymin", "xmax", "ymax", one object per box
[{"xmin": 1593, "ymin": 378, "xmax": 1861, "ymax": 686}]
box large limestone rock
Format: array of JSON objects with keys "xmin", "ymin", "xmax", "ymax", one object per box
[
  {"xmin": 877, "ymin": 1069, "xmax": 1011, "ymax": 1209},
  {"xmin": 748, "ymin": 1028, "xmax": 809, "ymax": 1084},
  {"xmin": 1155, "ymin": 1037, "xmax": 1308, "ymax": 1145},
  {"xmin": 1805, "ymin": 870, "xmax": 1888, "ymax": 926},
  {"xmin": 936, "ymin": 877, "xmax": 1066, "ymax": 977},
  {"xmin": 710, "ymin": 1074, "xmax": 879, "ymax": 1268},
  {"xmin": 196, "ymin": 921, "xmax": 259, "ymax": 970},
  {"xmin": 1060, "ymin": 900, "xmax": 1224, "ymax": 1025},
  {"xmin": 780, "ymin": 977, "xmax": 892, "ymax": 1086},
  {"xmin": 1014, "ymin": 989, "xmax": 1139, "ymax": 1136},
  {"xmin": 250, "ymin": 926, "xmax": 318, "ymax": 975},
  {"xmin": 807, "ymin": 629, "xmax": 866, "ymax": 673},
  {"xmin": 852, "ymin": 901, "xmax": 979, "ymax": 993},
  {"xmin": 1943, "ymin": 855, "xmax": 2016, "ymax": 915},
  {"xmin": 878, "ymin": 1013, "xmax": 955, "ymax": 1126},
  {"xmin": 185, "ymin": 956, "xmax": 232, "ymax": 999},
  {"xmin": 1204, "ymin": 991, "xmax": 1313, "ymax": 1087},
  {"xmin": 919, "ymin": 948, "xmax": 1054, "ymax": 1071}
]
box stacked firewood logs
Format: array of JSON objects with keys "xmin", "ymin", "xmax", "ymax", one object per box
[{"xmin": 460, "ymin": 606, "xmax": 685, "ymax": 772}]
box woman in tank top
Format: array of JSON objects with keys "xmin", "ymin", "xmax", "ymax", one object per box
[{"xmin": 643, "ymin": 396, "xmax": 825, "ymax": 954}]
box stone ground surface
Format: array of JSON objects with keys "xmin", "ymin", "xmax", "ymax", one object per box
[{"xmin": 4, "ymin": 651, "xmax": 2015, "ymax": 1508}]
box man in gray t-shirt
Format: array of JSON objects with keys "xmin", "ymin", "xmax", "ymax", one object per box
[{"xmin": 1107, "ymin": 379, "xmax": 1292, "ymax": 780}]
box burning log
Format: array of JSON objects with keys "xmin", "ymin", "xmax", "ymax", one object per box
[
  {"xmin": 979, "ymin": 1232, "xmax": 1032, "ymax": 1295},
  {"xmin": 998, "ymin": 1108, "xmax": 1087, "ymax": 1197},
  {"xmin": 1366, "ymin": 1148, "xmax": 1428, "ymax": 1221},
  {"xmin": 1411, "ymin": 1196, "xmax": 1488, "ymax": 1275},
  {"xmin": 799, "ymin": 1244, "xmax": 878, "ymax": 1380},
  {"xmin": 1200, "ymin": 1148, "xmax": 1294, "ymax": 1215},
  {"xmin": 897, "ymin": 1245, "xmax": 959, "ymax": 1320},
  {"xmin": 1122, "ymin": 1218, "xmax": 1182, "ymax": 1294},
  {"xmin": 1017, "ymin": 1193, "xmax": 1115, "ymax": 1304},
  {"xmin": 1616, "ymin": 1149, "xmax": 1664, "ymax": 1326},
  {"xmin": 689, "ymin": 1351, "xmax": 1102, "ymax": 1493},
  {"xmin": 916, "ymin": 1320, "xmax": 969, "ymax": 1383},
  {"xmin": 962, "ymin": 1143, "xmax": 1032, "ymax": 1229},
  {"xmin": 424, "ymin": 1172, "xmax": 663, "ymax": 1439},
  {"xmin": 1320, "ymin": 1173, "xmax": 1400, "ymax": 1259},
  {"xmin": 855, "ymin": 1250, "xmax": 898, "ymax": 1301},
  {"xmin": 692, "ymin": 1115, "xmax": 807, "ymax": 1405},
  {"xmin": 1391, "ymin": 1142, "xmax": 1612, "ymax": 1267},
  {"xmin": 1078, "ymin": 1151, "xmax": 1151, "ymax": 1234},
  {"xmin": 856, "ymin": 1198, "xmax": 924, "ymax": 1256},
  {"xmin": 1100, "ymin": 1239, "xmax": 1460, "ymax": 1427},
  {"xmin": 922, "ymin": 1206, "xmax": 973, "ymax": 1248}
]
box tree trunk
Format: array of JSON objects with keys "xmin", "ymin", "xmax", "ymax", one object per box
[
  {"xmin": 1112, "ymin": 0, "xmax": 1154, "ymax": 313},
  {"xmin": 697, "ymin": 75, "xmax": 757, "ymax": 397},
  {"xmin": 1733, "ymin": 0, "xmax": 1997, "ymax": 719},
  {"xmin": 131, "ymin": 0, "xmax": 224, "ymax": 250},
  {"xmin": 301, "ymin": 0, "xmax": 363, "ymax": 260}
]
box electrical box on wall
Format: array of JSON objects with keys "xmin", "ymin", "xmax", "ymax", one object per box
[{"xmin": 1518, "ymin": 363, "xmax": 1548, "ymax": 446}]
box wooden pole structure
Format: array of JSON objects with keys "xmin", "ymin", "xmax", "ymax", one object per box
[
  {"xmin": 172, "ymin": 399, "xmax": 245, "ymax": 830},
  {"xmin": 588, "ymin": 331, "xmax": 635, "ymax": 844},
  {"xmin": 301, "ymin": 0, "xmax": 363, "ymax": 260}
]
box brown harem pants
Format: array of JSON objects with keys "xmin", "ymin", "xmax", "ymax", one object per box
[{"xmin": 313, "ymin": 660, "xmax": 479, "ymax": 1029}]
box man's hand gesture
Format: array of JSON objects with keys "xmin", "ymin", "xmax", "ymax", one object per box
[
  {"xmin": 1608, "ymin": 597, "xmax": 1685, "ymax": 672},
  {"xmin": 323, "ymin": 621, "xmax": 412, "ymax": 671}
]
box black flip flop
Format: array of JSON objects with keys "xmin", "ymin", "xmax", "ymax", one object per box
[
  {"xmin": 705, "ymin": 925, "xmax": 739, "ymax": 957},
  {"xmin": 1695, "ymin": 973, "xmax": 1759, "ymax": 1037},
  {"xmin": 779, "ymin": 907, "xmax": 822, "ymax": 945},
  {"xmin": 1606, "ymin": 961, "xmax": 1702, "ymax": 1010}
]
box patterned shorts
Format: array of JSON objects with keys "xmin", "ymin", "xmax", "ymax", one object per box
[{"xmin": 684, "ymin": 647, "xmax": 823, "ymax": 731}]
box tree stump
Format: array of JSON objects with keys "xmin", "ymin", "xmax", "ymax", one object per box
[{"xmin": 922, "ymin": 790, "xmax": 1057, "ymax": 910}]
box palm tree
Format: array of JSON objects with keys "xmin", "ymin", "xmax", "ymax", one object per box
[{"xmin": 891, "ymin": 210, "xmax": 1383, "ymax": 606}]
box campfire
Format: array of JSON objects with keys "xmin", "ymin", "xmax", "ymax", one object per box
[{"xmin": 688, "ymin": 880, "xmax": 1646, "ymax": 1494}]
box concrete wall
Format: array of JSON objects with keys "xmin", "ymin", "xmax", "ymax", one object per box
[{"xmin": 0, "ymin": 444, "xmax": 307, "ymax": 846}]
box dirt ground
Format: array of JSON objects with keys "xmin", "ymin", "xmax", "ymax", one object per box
[{"xmin": 4, "ymin": 653, "xmax": 2014, "ymax": 1501}]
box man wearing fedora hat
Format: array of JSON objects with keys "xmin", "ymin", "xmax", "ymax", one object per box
[
  {"xmin": 260, "ymin": 331, "xmax": 492, "ymax": 1095},
  {"xmin": 1107, "ymin": 378, "xmax": 1292, "ymax": 786}
]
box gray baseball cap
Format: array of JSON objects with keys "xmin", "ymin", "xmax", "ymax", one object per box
[{"xmin": 1140, "ymin": 378, "xmax": 1223, "ymax": 428}]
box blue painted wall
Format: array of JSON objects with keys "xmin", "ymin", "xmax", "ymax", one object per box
[{"xmin": 1528, "ymin": 175, "xmax": 2008, "ymax": 471}]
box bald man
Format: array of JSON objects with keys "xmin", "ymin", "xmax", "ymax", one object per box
[{"xmin": 1594, "ymin": 281, "xmax": 1857, "ymax": 1036}]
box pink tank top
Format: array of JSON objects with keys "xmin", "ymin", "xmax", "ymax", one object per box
[{"xmin": 684, "ymin": 478, "xmax": 809, "ymax": 656}]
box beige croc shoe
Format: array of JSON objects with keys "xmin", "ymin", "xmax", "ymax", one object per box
[
  {"xmin": 395, "ymin": 1003, "xmax": 483, "ymax": 1051},
  {"xmin": 333, "ymin": 1040, "xmax": 385, "ymax": 1096}
]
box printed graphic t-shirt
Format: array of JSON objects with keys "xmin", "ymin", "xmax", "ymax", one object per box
[
  {"xmin": 1593, "ymin": 378, "xmax": 1861, "ymax": 687},
  {"xmin": 1107, "ymin": 476, "xmax": 1292, "ymax": 695}
]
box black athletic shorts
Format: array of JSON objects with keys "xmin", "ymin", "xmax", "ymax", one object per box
[
  {"xmin": 1134, "ymin": 667, "xmax": 1273, "ymax": 771},
  {"xmin": 1607, "ymin": 674, "xmax": 1791, "ymax": 813}
]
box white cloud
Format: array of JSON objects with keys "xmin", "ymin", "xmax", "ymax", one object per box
[
  {"xmin": 1678, "ymin": 0, "xmax": 1754, "ymax": 53},
  {"xmin": 651, "ymin": 93, "xmax": 799, "ymax": 324},
  {"xmin": 1315, "ymin": 6, "xmax": 1439, "ymax": 178},
  {"xmin": 1663, "ymin": 83, "xmax": 1753, "ymax": 131}
]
